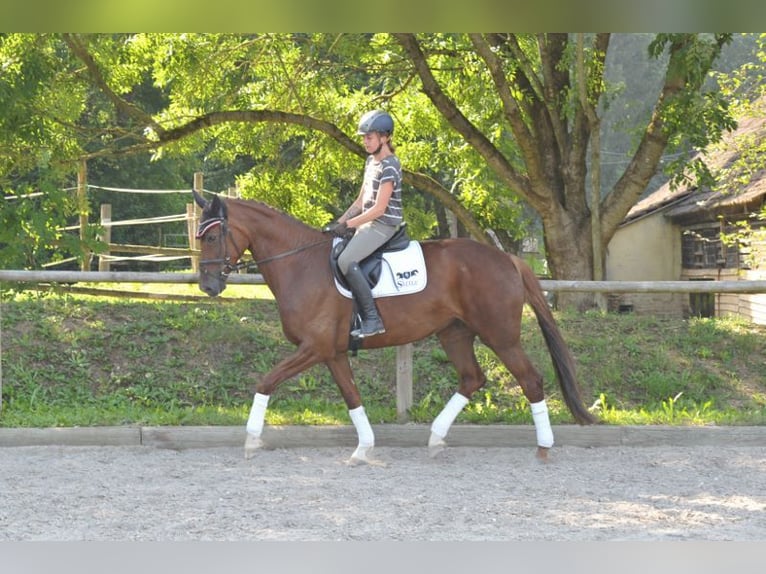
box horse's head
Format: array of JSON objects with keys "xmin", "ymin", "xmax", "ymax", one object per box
[{"xmin": 193, "ymin": 189, "xmax": 245, "ymax": 297}]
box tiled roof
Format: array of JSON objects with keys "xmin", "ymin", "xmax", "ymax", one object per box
[{"xmin": 622, "ymin": 107, "xmax": 766, "ymax": 226}]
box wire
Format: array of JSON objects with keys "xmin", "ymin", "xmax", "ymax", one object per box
[{"xmin": 87, "ymin": 185, "xmax": 194, "ymax": 194}]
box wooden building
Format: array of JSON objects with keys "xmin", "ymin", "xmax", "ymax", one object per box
[{"xmin": 606, "ymin": 112, "xmax": 766, "ymax": 324}]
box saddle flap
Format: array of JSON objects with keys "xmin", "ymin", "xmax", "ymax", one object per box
[
  {"xmin": 330, "ymin": 225, "xmax": 408, "ymax": 289},
  {"xmin": 330, "ymin": 236, "xmax": 427, "ymax": 299},
  {"xmin": 331, "ymin": 241, "xmax": 382, "ymax": 290}
]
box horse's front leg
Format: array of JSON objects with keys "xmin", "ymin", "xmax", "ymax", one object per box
[
  {"xmin": 326, "ymin": 354, "xmax": 378, "ymax": 465},
  {"xmin": 244, "ymin": 343, "xmax": 322, "ymax": 459}
]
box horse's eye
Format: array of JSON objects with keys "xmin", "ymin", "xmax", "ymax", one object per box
[{"xmin": 205, "ymin": 233, "xmax": 218, "ymax": 243}]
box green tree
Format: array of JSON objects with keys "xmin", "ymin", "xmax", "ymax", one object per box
[
  {"xmin": 1, "ymin": 33, "xmax": 753, "ymax": 309},
  {"xmin": 392, "ymin": 34, "xmax": 740, "ymax": 308},
  {"xmin": 0, "ymin": 34, "xmax": 88, "ymax": 269},
  {"xmin": 0, "ymin": 34, "xmax": 238, "ymax": 270},
  {"xmin": 712, "ymin": 33, "xmax": 766, "ymax": 268}
]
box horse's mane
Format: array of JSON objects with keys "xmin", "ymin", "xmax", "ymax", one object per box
[{"xmin": 224, "ymin": 196, "xmax": 322, "ymax": 237}]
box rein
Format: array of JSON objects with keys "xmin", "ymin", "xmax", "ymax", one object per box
[
  {"xmin": 196, "ymin": 216, "xmax": 331, "ymax": 277},
  {"xmin": 252, "ymin": 238, "xmax": 331, "ymax": 266}
]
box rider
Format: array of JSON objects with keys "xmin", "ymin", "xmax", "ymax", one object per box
[{"xmin": 325, "ymin": 110, "xmax": 404, "ymax": 338}]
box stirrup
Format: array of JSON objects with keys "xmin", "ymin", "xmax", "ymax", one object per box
[{"xmin": 351, "ymin": 318, "xmax": 386, "ymax": 338}]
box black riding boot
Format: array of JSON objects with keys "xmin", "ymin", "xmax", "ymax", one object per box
[{"xmin": 344, "ymin": 262, "xmax": 385, "ymax": 338}]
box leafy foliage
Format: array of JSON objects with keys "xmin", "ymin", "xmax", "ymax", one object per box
[{"xmin": 1, "ymin": 33, "xmax": 763, "ymax": 285}]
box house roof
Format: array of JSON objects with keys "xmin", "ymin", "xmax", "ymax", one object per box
[{"xmin": 621, "ymin": 107, "xmax": 766, "ymax": 227}]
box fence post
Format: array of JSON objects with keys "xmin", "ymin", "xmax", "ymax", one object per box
[
  {"xmin": 78, "ymin": 161, "xmax": 92, "ymax": 272},
  {"xmin": 186, "ymin": 204, "xmax": 198, "ymax": 273},
  {"xmin": 188, "ymin": 172, "xmax": 204, "ymax": 273},
  {"xmin": 396, "ymin": 344, "xmax": 413, "ymax": 421},
  {"xmin": 98, "ymin": 204, "xmax": 112, "ymax": 272}
]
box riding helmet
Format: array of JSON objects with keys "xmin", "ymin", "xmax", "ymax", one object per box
[{"xmin": 357, "ymin": 110, "xmax": 394, "ymax": 136}]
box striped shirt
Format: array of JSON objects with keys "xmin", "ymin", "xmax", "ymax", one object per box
[{"xmin": 361, "ymin": 154, "xmax": 403, "ymax": 227}]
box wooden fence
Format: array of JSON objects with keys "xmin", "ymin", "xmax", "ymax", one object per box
[
  {"xmin": 2, "ymin": 269, "xmax": 765, "ymax": 416},
  {"xmin": 4, "ymin": 270, "xmax": 766, "ymax": 292},
  {"xmin": 43, "ymin": 169, "xmax": 229, "ymax": 273},
  {"xmin": 93, "ymin": 174, "xmax": 242, "ymax": 273}
]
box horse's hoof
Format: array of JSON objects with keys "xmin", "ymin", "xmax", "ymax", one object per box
[
  {"xmin": 428, "ymin": 444, "xmax": 446, "ymax": 458},
  {"xmin": 347, "ymin": 445, "xmax": 385, "ymax": 466},
  {"xmin": 244, "ymin": 434, "xmax": 263, "ymax": 459},
  {"xmin": 535, "ymin": 446, "xmax": 550, "ymax": 463},
  {"xmin": 428, "ymin": 432, "xmax": 446, "ymax": 458},
  {"xmin": 348, "ymin": 444, "xmax": 373, "ymax": 463}
]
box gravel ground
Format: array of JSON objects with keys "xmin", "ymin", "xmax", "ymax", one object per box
[{"xmin": 1, "ymin": 443, "xmax": 765, "ymax": 541}]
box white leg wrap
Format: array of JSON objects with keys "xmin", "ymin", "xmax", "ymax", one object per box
[
  {"xmin": 349, "ymin": 405, "xmax": 375, "ymax": 448},
  {"xmin": 430, "ymin": 393, "xmax": 469, "ymax": 439},
  {"xmin": 530, "ymin": 399, "xmax": 554, "ymax": 448},
  {"xmin": 246, "ymin": 393, "xmax": 270, "ymax": 437}
]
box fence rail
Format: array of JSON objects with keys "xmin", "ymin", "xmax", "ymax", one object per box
[
  {"xmin": 2, "ymin": 270, "xmax": 766, "ymax": 294},
  {"xmin": 538, "ymin": 279, "xmax": 766, "ymax": 294},
  {"xmin": 2, "ymin": 270, "xmax": 765, "ymax": 418}
]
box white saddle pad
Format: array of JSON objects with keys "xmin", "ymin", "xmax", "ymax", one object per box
[{"xmin": 334, "ymin": 240, "xmax": 427, "ymax": 299}]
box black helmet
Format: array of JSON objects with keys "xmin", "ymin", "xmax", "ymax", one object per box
[{"xmin": 357, "ymin": 110, "xmax": 394, "ymax": 135}]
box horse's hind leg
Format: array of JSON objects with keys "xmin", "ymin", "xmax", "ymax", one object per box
[
  {"xmin": 429, "ymin": 321, "xmax": 486, "ymax": 457},
  {"xmin": 487, "ymin": 342, "xmax": 553, "ymax": 460}
]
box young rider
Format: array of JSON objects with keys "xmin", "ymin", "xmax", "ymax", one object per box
[{"xmin": 326, "ymin": 110, "xmax": 404, "ymax": 338}]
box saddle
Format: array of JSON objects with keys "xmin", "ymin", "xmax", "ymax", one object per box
[
  {"xmin": 329, "ymin": 224, "xmax": 412, "ymax": 291},
  {"xmin": 330, "ymin": 224, "xmax": 427, "ymax": 355}
]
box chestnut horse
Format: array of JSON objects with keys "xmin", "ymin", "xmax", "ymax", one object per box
[{"xmin": 192, "ymin": 190, "xmax": 596, "ymax": 463}]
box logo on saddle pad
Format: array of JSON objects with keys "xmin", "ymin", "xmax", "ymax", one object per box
[{"xmin": 332, "ymin": 238, "xmax": 427, "ymax": 298}]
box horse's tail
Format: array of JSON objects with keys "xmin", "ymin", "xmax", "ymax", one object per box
[{"xmin": 511, "ymin": 254, "xmax": 597, "ymax": 425}]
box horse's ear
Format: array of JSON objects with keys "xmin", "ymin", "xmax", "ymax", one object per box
[
  {"xmin": 210, "ymin": 194, "xmax": 227, "ymax": 219},
  {"xmin": 192, "ymin": 188, "xmax": 208, "ymax": 209}
]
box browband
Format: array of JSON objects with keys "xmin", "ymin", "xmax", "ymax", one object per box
[{"xmin": 196, "ymin": 218, "xmax": 223, "ymax": 239}]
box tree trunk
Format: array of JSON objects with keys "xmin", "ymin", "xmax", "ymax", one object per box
[{"xmin": 542, "ymin": 205, "xmax": 600, "ymax": 311}]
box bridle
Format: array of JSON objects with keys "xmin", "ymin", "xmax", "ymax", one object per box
[
  {"xmin": 196, "ymin": 217, "xmax": 245, "ymax": 280},
  {"xmin": 196, "ymin": 215, "xmax": 331, "ymax": 282}
]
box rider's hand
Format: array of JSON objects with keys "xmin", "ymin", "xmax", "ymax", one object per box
[{"xmin": 323, "ymin": 221, "xmax": 349, "ymax": 238}]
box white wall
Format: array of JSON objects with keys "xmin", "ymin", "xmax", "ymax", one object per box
[
  {"xmin": 606, "ymin": 213, "xmax": 687, "ymax": 316},
  {"xmin": 607, "ymin": 213, "xmax": 681, "ymax": 280}
]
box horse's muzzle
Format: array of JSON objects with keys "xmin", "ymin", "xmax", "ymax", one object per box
[
  {"xmin": 200, "ymin": 282, "xmax": 224, "ymax": 297},
  {"xmin": 199, "ymin": 268, "xmax": 228, "ymax": 297}
]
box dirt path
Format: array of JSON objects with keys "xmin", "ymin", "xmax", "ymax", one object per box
[{"xmin": 1, "ymin": 443, "xmax": 765, "ymax": 541}]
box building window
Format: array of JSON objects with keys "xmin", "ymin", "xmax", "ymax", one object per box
[{"xmin": 682, "ymin": 225, "xmax": 739, "ymax": 269}]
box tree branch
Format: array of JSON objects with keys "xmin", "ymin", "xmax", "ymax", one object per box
[
  {"xmin": 600, "ymin": 40, "xmax": 686, "ymax": 235},
  {"xmin": 495, "ymin": 34, "xmax": 545, "ymax": 105},
  {"xmin": 86, "ymin": 107, "xmax": 491, "ymax": 243},
  {"xmin": 393, "ymin": 33, "xmax": 533, "ymax": 204},
  {"xmin": 536, "ymin": 33, "xmax": 573, "ymax": 167},
  {"xmin": 62, "ymin": 34, "xmax": 165, "ymax": 138},
  {"xmin": 469, "ymin": 34, "xmax": 548, "ymax": 206},
  {"xmin": 160, "ymin": 110, "xmax": 360, "ymax": 155}
]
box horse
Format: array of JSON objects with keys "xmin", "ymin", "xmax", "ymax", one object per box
[{"xmin": 192, "ymin": 190, "xmax": 597, "ymax": 463}]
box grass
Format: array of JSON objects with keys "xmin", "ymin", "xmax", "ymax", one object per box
[{"xmin": 1, "ymin": 285, "xmax": 765, "ymax": 429}]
